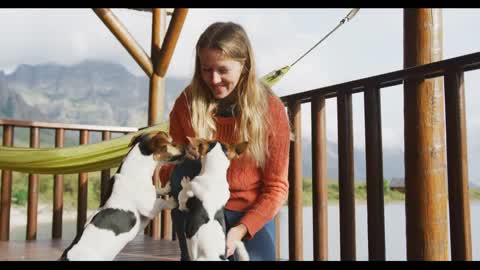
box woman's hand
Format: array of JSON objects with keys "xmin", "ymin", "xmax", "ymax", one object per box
[
  {"xmin": 226, "ymin": 224, "xmax": 248, "ymax": 258},
  {"xmin": 185, "ymin": 143, "xmax": 200, "ymax": 160}
]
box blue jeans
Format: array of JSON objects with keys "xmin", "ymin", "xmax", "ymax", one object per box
[{"xmin": 224, "ymin": 209, "xmax": 276, "ymax": 261}]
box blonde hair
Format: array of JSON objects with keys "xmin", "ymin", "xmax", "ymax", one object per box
[{"xmin": 189, "ymin": 22, "xmax": 274, "ymax": 168}]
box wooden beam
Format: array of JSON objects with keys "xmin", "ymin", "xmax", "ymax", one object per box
[
  {"xmin": 155, "ymin": 8, "xmax": 189, "ymax": 77},
  {"xmin": 93, "ymin": 8, "xmax": 153, "ymax": 77},
  {"xmin": 404, "ymin": 8, "xmax": 449, "ymax": 261}
]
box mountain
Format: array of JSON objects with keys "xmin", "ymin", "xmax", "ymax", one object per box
[{"xmin": 1, "ymin": 60, "xmax": 188, "ymax": 128}]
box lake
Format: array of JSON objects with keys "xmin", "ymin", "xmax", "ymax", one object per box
[
  {"xmin": 9, "ymin": 202, "xmax": 480, "ymax": 261},
  {"xmin": 277, "ymin": 202, "xmax": 480, "ymax": 261}
]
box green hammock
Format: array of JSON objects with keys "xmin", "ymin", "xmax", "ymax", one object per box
[
  {"xmin": 0, "ymin": 75, "xmax": 283, "ymax": 175},
  {"xmin": 0, "ymin": 123, "xmax": 167, "ymax": 174}
]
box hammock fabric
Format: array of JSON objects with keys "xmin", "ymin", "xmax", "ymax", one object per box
[
  {"xmin": 0, "ymin": 123, "xmax": 167, "ymax": 174},
  {"xmin": 0, "ymin": 73, "xmax": 282, "ymax": 175}
]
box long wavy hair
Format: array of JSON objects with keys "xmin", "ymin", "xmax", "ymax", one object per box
[{"xmin": 189, "ymin": 22, "xmax": 274, "ymax": 168}]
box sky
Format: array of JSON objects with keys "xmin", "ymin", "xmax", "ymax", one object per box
[{"xmin": 0, "ymin": 8, "xmax": 479, "ymax": 164}]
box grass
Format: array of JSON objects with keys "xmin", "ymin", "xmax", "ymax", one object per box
[
  {"xmin": 300, "ymin": 178, "xmax": 480, "ymax": 206},
  {"xmin": 10, "ymin": 169, "xmax": 117, "ymax": 210}
]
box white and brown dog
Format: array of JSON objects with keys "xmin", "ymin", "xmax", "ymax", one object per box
[
  {"xmin": 59, "ymin": 131, "xmax": 184, "ymax": 261},
  {"xmin": 177, "ymin": 137, "xmax": 250, "ymax": 261}
]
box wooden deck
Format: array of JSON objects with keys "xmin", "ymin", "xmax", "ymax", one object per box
[{"xmin": 0, "ymin": 235, "xmax": 181, "ymax": 261}]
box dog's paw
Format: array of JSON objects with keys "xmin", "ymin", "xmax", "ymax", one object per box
[
  {"xmin": 165, "ymin": 196, "xmax": 178, "ymax": 209},
  {"xmin": 180, "ymin": 177, "xmax": 191, "ymax": 188},
  {"xmin": 156, "ymin": 182, "xmax": 171, "ymax": 196}
]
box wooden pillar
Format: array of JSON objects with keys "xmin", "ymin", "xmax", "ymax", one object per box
[
  {"xmin": 0, "ymin": 125, "xmax": 14, "ymax": 241},
  {"xmin": 311, "ymin": 95, "xmax": 328, "ymax": 260},
  {"xmin": 26, "ymin": 127, "xmax": 40, "ymax": 240},
  {"xmin": 287, "ymin": 99, "xmax": 303, "ymax": 261},
  {"xmin": 404, "ymin": 8, "xmax": 449, "ymax": 260},
  {"xmin": 147, "ymin": 8, "xmax": 167, "ymax": 240}
]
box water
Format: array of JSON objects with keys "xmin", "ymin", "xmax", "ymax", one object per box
[
  {"xmin": 278, "ymin": 202, "xmax": 480, "ymax": 261},
  {"xmin": 9, "ymin": 203, "xmax": 480, "ymax": 261}
]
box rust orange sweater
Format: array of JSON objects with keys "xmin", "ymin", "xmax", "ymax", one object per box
[{"xmin": 159, "ymin": 89, "xmax": 290, "ymax": 239}]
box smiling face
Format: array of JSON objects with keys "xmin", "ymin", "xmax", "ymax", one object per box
[{"xmin": 198, "ymin": 48, "xmax": 245, "ymax": 100}]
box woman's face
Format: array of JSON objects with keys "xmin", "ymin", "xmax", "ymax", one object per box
[{"xmin": 199, "ymin": 48, "xmax": 244, "ymax": 100}]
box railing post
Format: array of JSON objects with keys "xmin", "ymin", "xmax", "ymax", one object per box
[
  {"xmin": 52, "ymin": 128, "xmax": 65, "ymax": 239},
  {"xmin": 26, "ymin": 127, "xmax": 40, "ymax": 240},
  {"xmin": 287, "ymin": 99, "xmax": 303, "ymax": 261},
  {"xmin": 100, "ymin": 131, "xmax": 112, "ymax": 207},
  {"xmin": 0, "ymin": 125, "xmax": 14, "ymax": 241},
  {"xmin": 404, "ymin": 8, "xmax": 449, "ymax": 260},
  {"xmin": 337, "ymin": 89, "xmax": 356, "ymax": 261},
  {"xmin": 311, "ymin": 95, "xmax": 328, "ymax": 261},
  {"xmin": 444, "ymin": 70, "xmax": 472, "ymax": 260},
  {"xmin": 364, "ymin": 83, "xmax": 386, "ymax": 260},
  {"xmin": 77, "ymin": 130, "xmax": 89, "ymax": 235}
]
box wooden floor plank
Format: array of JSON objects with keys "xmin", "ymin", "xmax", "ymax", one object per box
[{"xmin": 0, "ymin": 235, "xmax": 181, "ymax": 261}]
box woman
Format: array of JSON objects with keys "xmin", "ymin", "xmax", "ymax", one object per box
[{"xmin": 157, "ymin": 21, "xmax": 290, "ymax": 261}]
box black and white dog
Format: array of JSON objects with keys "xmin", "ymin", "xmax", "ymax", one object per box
[
  {"xmin": 176, "ymin": 137, "xmax": 250, "ymax": 261},
  {"xmin": 59, "ymin": 131, "xmax": 185, "ymax": 261}
]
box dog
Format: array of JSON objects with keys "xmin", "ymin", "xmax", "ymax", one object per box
[
  {"xmin": 176, "ymin": 137, "xmax": 250, "ymax": 261},
  {"xmin": 59, "ymin": 131, "xmax": 185, "ymax": 261}
]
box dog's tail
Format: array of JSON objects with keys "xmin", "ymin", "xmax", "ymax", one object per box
[{"xmin": 233, "ymin": 240, "xmax": 250, "ymax": 261}]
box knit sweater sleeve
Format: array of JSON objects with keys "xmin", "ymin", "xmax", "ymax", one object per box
[{"xmin": 239, "ymin": 96, "xmax": 290, "ymax": 239}]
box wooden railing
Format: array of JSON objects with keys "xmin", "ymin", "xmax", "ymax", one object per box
[
  {"xmin": 0, "ymin": 119, "xmax": 138, "ymax": 241},
  {"xmin": 280, "ymin": 51, "xmax": 480, "ymax": 261}
]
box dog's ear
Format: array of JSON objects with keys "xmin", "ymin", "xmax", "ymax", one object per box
[
  {"xmin": 129, "ymin": 133, "xmax": 144, "ymax": 147},
  {"xmin": 235, "ymin": 141, "xmax": 249, "ymax": 156},
  {"xmin": 221, "ymin": 141, "xmax": 248, "ymax": 160}
]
